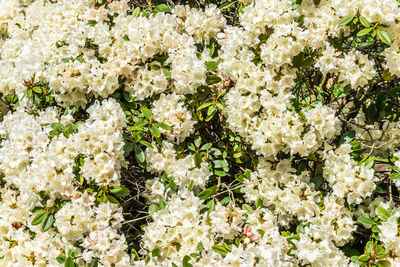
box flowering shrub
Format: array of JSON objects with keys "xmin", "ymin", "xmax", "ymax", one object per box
[{"xmin": 0, "ymin": 0, "xmax": 400, "ymax": 266}]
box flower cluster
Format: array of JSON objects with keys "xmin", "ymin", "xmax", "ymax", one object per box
[{"xmin": 0, "ymin": 0, "xmax": 399, "ymax": 266}]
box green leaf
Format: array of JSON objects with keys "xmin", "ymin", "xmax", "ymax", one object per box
[
  {"xmin": 197, "ymin": 242, "xmax": 204, "ymax": 252},
  {"xmin": 194, "ymin": 136, "xmax": 202, "ymax": 148},
  {"xmin": 109, "ymin": 186, "xmax": 130, "ymax": 197},
  {"xmin": 155, "ymin": 4, "xmax": 171, "ymax": 13},
  {"xmin": 32, "ymin": 211, "xmax": 47, "ymax": 225},
  {"xmin": 339, "ymin": 15, "xmax": 354, "ymax": 26},
  {"xmin": 376, "ymin": 260, "xmax": 391, "ymax": 267},
  {"xmin": 310, "ymin": 175, "xmax": 323, "ymax": 189},
  {"xmin": 359, "ymin": 254, "xmax": 370, "ymax": 262},
  {"xmin": 212, "ymin": 245, "xmax": 229, "ymax": 257},
  {"xmin": 197, "ymin": 186, "xmax": 218, "ymax": 200},
  {"xmin": 194, "ymin": 152, "xmax": 202, "ymax": 168},
  {"xmin": 135, "ymin": 146, "xmax": 145, "ymax": 163},
  {"xmin": 214, "ymin": 169, "xmax": 227, "ymax": 176},
  {"xmin": 198, "ymin": 102, "xmax": 214, "ymax": 111},
  {"xmin": 41, "ymin": 213, "xmax": 54, "ymax": 232},
  {"xmin": 151, "ymin": 248, "xmax": 159, "ymax": 257},
  {"xmin": 87, "ymin": 20, "xmax": 97, "ymax": 26},
  {"xmin": 209, "ymin": 40, "xmax": 215, "ymax": 57},
  {"xmin": 242, "ymin": 204, "xmax": 253, "ymax": 214},
  {"xmin": 351, "ymin": 256, "xmax": 364, "ymax": 265},
  {"xmin": 364, "ymin": 158, "xmax": 374, "ymax": 169},
  {"xmin": 206, "ymin": 199, "xmax": 215, "ymax": 216},
  {"xmin": 75, "ymin": 54, "xmax": 84, "ymax": 63},
  {"xmin": 61, "ymin": 57, "xmax": 70, "ymax": 63},
  {"xmin": 159, "ymin": 199, "xmax": 167, "ymax": 209},
  {"xmin": 107, "ymin": 195, "xmax": 120, "ymax": 205},
  {"xmin": 200, "ymin": 143, "xmax": 212, "ymax": 151},
  {"xmin": 169, "ymin": 180, "xmax": 177, "ymax": 191},
  {"xmin": 139, "ymin": 140, "xmax": 154, "ymax": 148},
  {"xmin": 131, "ymin": 248, "xmax": 140, "ymax": 261},
  {"xmin": 188, "ymin": 180, "xmax": 194, "ymax": 191},
  {"xmin": 123, "ymin": 90, "xmax": 133, "ymax": 102},
  {"xmin": 64, "ymin": 256, "xmax": 75, "ymax": 267},
  {"xmin": 389, "ymin": 86, "xmax": 400, "ymax": 98},
  {"xmin": 389, "ymin": 172, "xmax": 400, "ymax": 180},
  {"xmin": 133, "ymin": 120, "xmax": 149, "ymax": 129},
  {"xmin": 359, "ymin": 16, "xmax": 370, "ymax": 27},
  {"xmin": 357, "ymin": 216, "xmax": 376, "ymax": 225},
  {"xmin": 375, "ymin": 206, "xmax": 391, "ymax": 221},
  {"xmin": 357, "ymin": 27, "xmax": 372, "ymax": 36},
  {"xmin": 205, "ymin": 61, "xmax": 218, "ymax": 71},
  {"xmin": 32, "ymin": 86, "xmax": 43, "ymax": 94},
  {"xmin": 123, "ymin": 142, "xmax": 133, "ymax": 157},
  {"xmin": 148, "ymin": 204, "xmax": 159, "ymax": 216},
  {"xmin": 150, "ymin": 124, "xmax": 161, "ymax": 138},
  {"xmin": 132, "ymin": 7, "xmax": 141, "ymax": 17},
  {"xmin": 154, "ymin": 122, "xmax": 172, "ymax": 131},
  {"xmin": 372, "ymin": 225, "xmax": 381, "ymax": 233},
  {"xmin": 162, "ymin": 68, "xmax": 171, "ymax": 78},
  {"xmin": 256, "ymin": 199, "xmax": 263, "ymax": 209},
  {"xmin": 141, "ymin": 107, "xmax": 152, "ymax": 120},
  {"xmin": 377, "ymin": 30, "xmax": 392, "ymax": 45},
  {"xmin": 206, "ymin": 74, "xmax": 222, "ymax": 84},
  {"xmin": 182, "ymin": 255, "xmax": 193, "ymax": 267},
  {"xmin": 151, "ymin": 64, "xmax": 161, "ymax": 70},
  {"xmin": 56, "ymin": 254, "xmax": 66, "ymax": 264},
  {"xmin": 340, "ymin": 130, "xmax": 356, "ymax": 144}
]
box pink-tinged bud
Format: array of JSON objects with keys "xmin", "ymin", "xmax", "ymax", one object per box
[
  {"xmin": 91, "ymin": 3, "xmax": 96, "ymax": 9},
  {"xmin": 224, "ymin": 78, "xmax": 231, "ymax": 87},
  {"xmin": 12, "ymin": 222, "xmax": 22, "ymax": 229},
  {"xmin": 107, "ymin": 0, "xmax": 113, "ymax": 3},
  {"xmin": 243, "ymin": 224, "xmax": 250, "ymax": 235},
  {"xmin": 251, "ymin": 232, "xmax": 261, "ymax": 242},
  {"xmin": 86, "ymin": 236, "xmax": 96, "ymax": 246},
  {"xmin": 228, "ymin": 200, "xmax": 233, "ymax": 211}
]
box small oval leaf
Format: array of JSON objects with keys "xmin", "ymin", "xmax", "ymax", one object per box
[
  {"xmin": 32, "ymin": 211, "xmax": 47, "ymax": 226},
  {"xmin": 377, "ymin": 30, "xmax": 392, "ymax": 45},
  {"xmin": 339, "ymin": 15, "xmax": 354, "ymax": 26}
]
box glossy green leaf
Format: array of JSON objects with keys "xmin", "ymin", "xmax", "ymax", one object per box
[
  {"xmin": 242, "ymin": 204, "xmax": 253, "ymax": 214},
  {"xmin": 141, "ymin": 108, "xmax": 152, "ymax": 120},
  {"xmin": 56, "ymin": 254, "xmax": 66, "ymax": 264},
  {"xmin": 375, "ymin": 206, "xmax": 390, "ymax": 221},
  {"xmin": 206, "ymin": 74, "xmax": 222, "ymax": 84},
  {"xmin": 357, "ymin": 28, "xmax": 372, "ymax": 36},
  {"xmin": 194, "ymin": 152, "xmax": 202, "ymax": 168},
  {"xmin": 389, "ymin": 172, "xmax": 400, "ymax": 180},
  {"xmin": 212, "ymin": 245, "xmax": 229, "ymax": 257},
  {"xmin": 197, "ymin": 186, "xmax": 218, "ymax": 200},
  {"xmin": 357, "ymin": 216, "xmax": 375, "ymax": 225},
  {"xmin": 182, "ymin": 255, "xmax": 193, "ymax": 267},
  {"xmin": 148, "ymin": 204, "xmax": 159, "ymax": 216},
  {"xmin": 109, "ymin": 186, "xmax": 130, "ymax": 197},
  {"xmin": 338, "ymin": 15, "xmax": 354, "ymax": 26},
  {"xmin": 135, "ymin": 146, "xmax": 145, "ymax": 163},
  {"xmin": 154, "ymin": 122, "xmax": 172, "ymax": 131},
  {"xmin": 359, "ymin": 16, "xmax": 370, "ymax": 27},
  {"xmin": 150, "ymin": 124, "xmax": 161, "ymax": 138},
  {"xmin": 132, "ymin": 7, "xmax": 141, "ymax": 17},
  {"xmin": 32, "ymin": 211, "xmax": 47, "ymax": 226},
  {"xmin": 162, "ymin": 68, "xmax": 171, "ymax": 78},
  {"xmin": 377, "ymin": 30, "xmax": 392, "ymax": 45},
  {"xmin": 41, "ymin": 213, "xmax": 54, "ymax": 232},
  {"xmin": 64, "ymin": 256, "xmax": 75, "ymax": 267}
]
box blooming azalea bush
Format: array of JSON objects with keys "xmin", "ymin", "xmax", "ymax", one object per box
[{"xmin": 0, "ymin": 0, "xmax": 400, "ymax": 266}]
